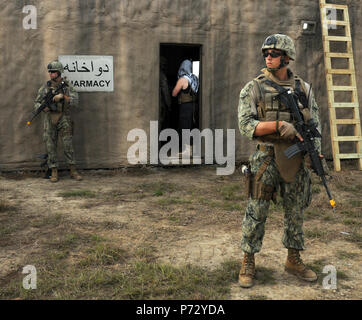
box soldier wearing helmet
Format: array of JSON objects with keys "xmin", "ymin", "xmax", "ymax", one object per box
[
  {"xmin": 237, "ymin": 34, "xmax": 323, "ymax": 288},
  {"xmin": 33, "ymin": 60, "xmax": 82, "ymax": 182}
]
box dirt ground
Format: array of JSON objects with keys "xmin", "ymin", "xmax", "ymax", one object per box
[{"xmin": 0, "ymin": 163, "xmax": 361, "ymax": 300}]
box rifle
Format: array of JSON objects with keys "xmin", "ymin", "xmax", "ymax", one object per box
[
  {"xmin": 265, "ymin": 80, "xmax": 336, "ymax": 212},
  {"xmin": 27, "ymin": 80, "xmax": 68, "ymax": 126}
]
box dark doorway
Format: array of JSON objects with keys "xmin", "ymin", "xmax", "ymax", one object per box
[{"xmin": 159, "ymin": 44, "xmax": 202, "ymax": 147}]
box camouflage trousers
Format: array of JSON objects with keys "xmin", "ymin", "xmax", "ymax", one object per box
[
  {"xmin": 43, "ymin": 114, "xmax": 76, "ymax": 168},
  {"xmin": 241, "ymin": 146, "xmax": 312, "ymax": 254}
]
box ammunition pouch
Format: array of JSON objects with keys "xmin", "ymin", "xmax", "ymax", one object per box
[
  {"xmin": 245, "ymin": 146, "xmax": 277, "ymax": 203},
  {"xmin": 49, "ymin": 112, "xmax": 62, "ymax": 125}
]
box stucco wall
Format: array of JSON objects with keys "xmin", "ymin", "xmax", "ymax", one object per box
[{"xmin": 0, "ymin": 0, "xmax": 361, "ymax": 170}]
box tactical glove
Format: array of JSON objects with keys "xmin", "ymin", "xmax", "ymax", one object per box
[
  {"xmin": 279, "ymin": 121, "xmax": 301, "ymax": 141},
  {"xmin": 53, "ymin": 93, "xmax": 64, "ymax": 103}
]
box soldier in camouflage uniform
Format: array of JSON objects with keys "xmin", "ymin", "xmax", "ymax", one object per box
[
  {"xmin": 33, "ymin": 60, "xmax": 82, "ymax": 182},
  {"xmin": 237, "ymin": 34, "xmax": 322, "ymax": 288}
]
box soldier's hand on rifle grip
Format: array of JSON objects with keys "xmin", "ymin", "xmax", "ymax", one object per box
[
  {"xmin": 278, "ymin": 121, "xmax": 303, "ymax": 141},
  {"xmin": 53, "ymin": 93, "xmax": 64, "ymax": 103},
  {"xmin": 43, "ymin": 106, "xmax": 50, "ymax": 112}
]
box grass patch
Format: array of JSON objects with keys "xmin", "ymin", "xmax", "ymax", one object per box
[
  {"xmin": 0, "ymin": 253, "xmax": 241, "ymax": 300},
  {"xmin": 307, "ymin": 258, "xmax": 350, "ymax": 285},
  {"xmin": 311, "ymin": 185, "xmax": 321, "ymax": 194},
  {"xmin": 304, "ymin": 228, "xmax": 330, "ymax": 242},
  {"xmin": 340, "ymin": 210, "xmax": 360, "ymax": 219},
  {"xmin": 219, "ymin": 184, "xmax": 245, "ymax": 201},
  {"xmin": 346, "ymin": 231, "xmax": 362, "ymax": 248},
  {"xmin": 31, "ymin": 213, "xmax": 64, "ymax": 228},
  {"xmin": 255, "ymin": 266, "xmax": 277, "ymax": 285},
  {"xmin": 304, "ymin": 210, "xmax": 327, "ymax": 220},
  {"xmin": 0, "ymin": 199, "xmax": 18, "ymax": 213},
  {"xmin": 58, "ymin": 190, "xmax": 96, "ymax": 198},
  {"xmin": 335, "ymin": 250, "xmax": 359, "ymax": 260},
  {"xmin": 156, "ymin": 196, "xmax": 192, "ymax": 207},
  {"xmin": 249, "ymin": 295, "xmax": 269, "ymax": 300},
  {"xmin": 335, "ymin": 184, "xmax": 362, "ymax": 193},
  {"xmin": 137, "ymin": 182, "xmax": 177, "ymax": 197},
  {"xmin": 78, "ymin": 244, "xmax": 128, "ymax": 267}
]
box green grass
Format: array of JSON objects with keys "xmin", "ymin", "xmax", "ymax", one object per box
[
  {"xmin": 218, "ymin": 184, "xmax": 245, "ymax": 201},
  {"xmin": 347, "ymin": 231, "xmax": 362, "ymax": 248},
  {"xmin": 137, "ymin": 182, "xmax": 177, "ymax": 197},
  {"xmin": 255, "ymin": 266, "xmax": 277, "ymax": 285},
  {"xmin": 249, "ymin": 295, "xmax": 269, "ymax": 300},
  {"xmin": 58, "ymin": 190, "xmax": 96, "ymax": 198},
  {"xmin": 156, "ymin": 196, "xmax": 192, "ymax": 207},
  {"xmin": 0, "ymin": 243, "xmax": 241, "ymax": 300},
  {"xmin": 304, "ymin": 228, "xmax": 330, "ymax": 242},
  {"xmin": 31, "ymin": 213, "xmax": 64, "ymax": 228},
  {"xmin": 307, "ymin": 258, "xmax": 350, "ymax": 286},
  {"xmin": 335, "ymin": 250, "xmax": 359, "ymax": 260},
  {"xmin": 311, "ymin": 185, "xmax": 321, "ymax": 194},
  {"xmin": 0, "ymin": 199, "xmax": 18, "ymax": 213}
]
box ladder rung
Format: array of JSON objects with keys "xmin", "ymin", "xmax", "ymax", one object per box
[
  {"xmin": 324, "ymin": 36, "xmax": 351, "ymax": 41},
  {"xmin": 327, "ymin": 69, "xmax": 354, "ymax": 74},
  {"xmin": 321, "ymin": 4, "xmax": 348, "ymax": 10},
  {"xmin": 333, "ymin": 136, "xmax": 362, "ymax": 142},
  {"xmin": 326, "ymin": 52, "xmax": 353, "ymax": 58},
  {"xmin": 337, "ymin": 153, "xmax": 362, "ymax": 159},
  {"xmin": 331, "ymin": 103, "xmax": 358, "ymax": 108},
  {"xmin": 330, "ymin": 86, "xmax": 356, "ymax": 91},
  {"xmin": 325, "ymin": 20, "xmax": 348, "ymax": 26},
  {"xmin": 334, "ymin": 119, "xmax": 361, "ymax": 125}
]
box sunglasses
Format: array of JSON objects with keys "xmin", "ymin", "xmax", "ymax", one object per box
[
  {"xmin": 263, "ymin": 51, "xmax": 284, "ymax": 58},
  {"xmin": 48, "ymin": 70, "xmax": 58, "ymax": 73}
]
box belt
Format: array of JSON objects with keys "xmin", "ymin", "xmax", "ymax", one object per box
[{"xmin": 257, "ymin": 143, "xmax": 274, "ymax": 156}]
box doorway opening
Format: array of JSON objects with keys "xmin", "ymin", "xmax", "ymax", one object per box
[{"xmin": 159, "ymin": 43, "xmax": 202, "ymax": 151}]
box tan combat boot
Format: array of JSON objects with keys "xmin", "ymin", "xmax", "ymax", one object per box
[
  {"xmin": 238, "ymin": 252, "xmax": 255, "ymax": 288},
  {"xmin": 50, "ymin": 168, "xmax": 58, "ymax": 183},
  {"xmin": 69, "ymin": 165, "xmax": 82, "ymax": 181},
  {"xmin": 285, "ymin": 249, "xmax": 317, "ymax": 282}
]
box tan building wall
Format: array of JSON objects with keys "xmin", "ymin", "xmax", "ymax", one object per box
[{"xmin": 0, "ymin": 0, "xmax": 361, "ymax": 170}]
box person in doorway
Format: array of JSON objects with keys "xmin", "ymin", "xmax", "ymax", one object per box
[
  {"xmin": 237, "ymin": 34, "xmax": 323, "ymax": 288},
  {"xmin": 159, "ymin": 56, "xmax": 172, "ymax": 131},
  {"xmin": 33, "ymin": 60, "xmax": 82, "ymax": 182},
  {"xmin": 172, "ymin": 59, "xmax": 199, "ymax": 157}
]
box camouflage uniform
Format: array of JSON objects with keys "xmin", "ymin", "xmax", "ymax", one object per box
[
  {"xmin": 34, "ymin": 77, "xmax": 79, "ymax": 169},
  {"xmin": 238, "ymin": 38, "xmax": 321, "ymax": 254}
]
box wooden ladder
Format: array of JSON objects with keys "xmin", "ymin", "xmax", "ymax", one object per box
[{"xmin": 319, "ymin": 0, "xmax": 362, "ymax": 171}]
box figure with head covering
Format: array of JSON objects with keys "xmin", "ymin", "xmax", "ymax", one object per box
[{"xmin": 172, "ymin": 59, "xmax": 199, "ymax": 157}]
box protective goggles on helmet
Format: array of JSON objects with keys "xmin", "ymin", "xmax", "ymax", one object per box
[{"xmin": 263, "ymin": 50, "xmax": 284, "ymax": 58}]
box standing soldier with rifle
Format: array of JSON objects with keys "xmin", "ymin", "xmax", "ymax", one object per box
[
  {"xmin": 237, "ymin": 34, "xmax": 332, "ymax": 288},
  {"xmin": 32, "ymin": 60, "xmax": 82, "ymax": 182}
]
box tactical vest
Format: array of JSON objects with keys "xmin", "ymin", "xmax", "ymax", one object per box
[
  {"xmin": 47, "ymin": 79, "xmax": 71, "ymax": 113},
  {"xmin": 46, "ymin": 79, "xmax": 71, "ymax": 125},
  {"xmin": 178, "ymin": 85, "xmax": 196, "ymax": 104},
  {"xmin": 253, "ymin": 73, "xmax": 310, "ymax": 124},
  {"xmin": 253, "ymin": 72, "xmax": 311, "ymax": 182}
]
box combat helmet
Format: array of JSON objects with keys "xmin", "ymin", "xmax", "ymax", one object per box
[
  {"xmin": 47, "ymin": 60, "xmax": 64, "ymax": 74},
  {"xmin": 261, "ymin": 34, "xmax": 296, "ymax": 60}
]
